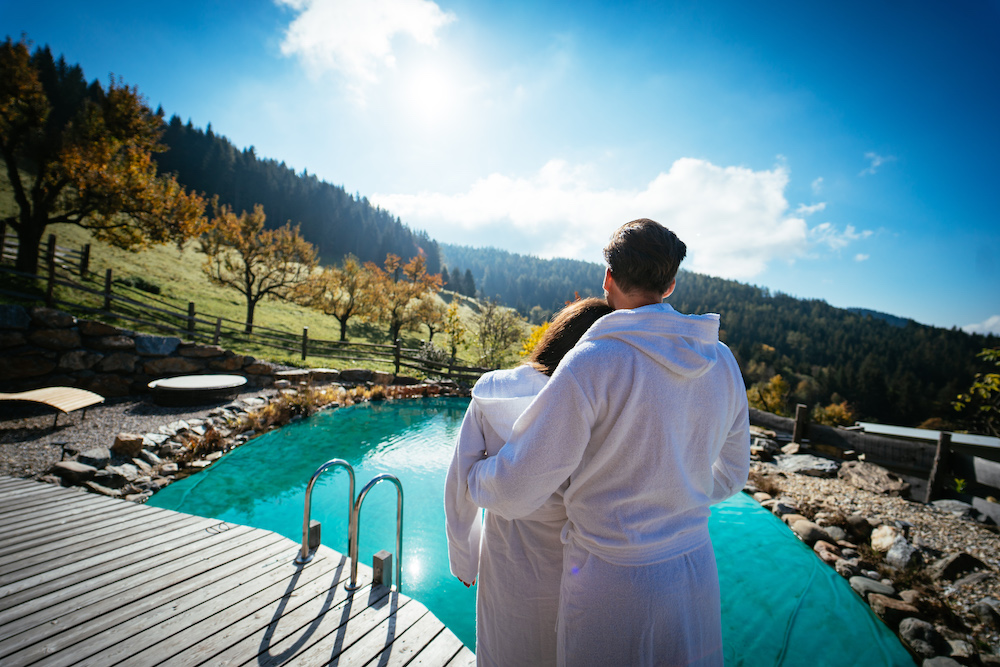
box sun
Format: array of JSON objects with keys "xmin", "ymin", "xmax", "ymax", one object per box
[{"xmin": 405, "ymin": 64, "xmax": 459, "ymax": 125}]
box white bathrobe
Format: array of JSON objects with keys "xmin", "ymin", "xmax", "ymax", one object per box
[
  {"xmin": 445, "ymin": 364, "xmax": 567, "ymax": 666},
  {"xmin": 468, "ymin": 303, "xmax": 750, "ymax": 667}
]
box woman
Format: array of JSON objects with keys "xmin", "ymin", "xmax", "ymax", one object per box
[{"xmin": 445, "ymin": 297, "xmax": 612, "ymax": 667}]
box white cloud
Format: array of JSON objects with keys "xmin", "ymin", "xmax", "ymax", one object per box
[
  {"xmin": 796, "ymin": 202, "xmax": 826, "ymax": 216},
  {"xmin": 374, "ymin": 158, "xmax": 872, "ymax": 280},
  {"xmin": 811, "ymin": 177, "xmax": 823, "ymax": 195},
  {"xmin": 860, "ymin": 151, "xmax": 896, "ymax": 176},
  {"xmin": 854, "ymin": 253, "xmax": 870, "ymax": 262},
  {"xmin": 963, "ymin": 315, "xmax": 1000, "ymax": 336},
  {"xmin": 276, "ymin": 0, "xmax": 455, "ymax": 85}
]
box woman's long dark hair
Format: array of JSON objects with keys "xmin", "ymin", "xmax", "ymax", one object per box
[{"xmin": 526, "ymin": 297, "xmax": 613, "ymax": 376}]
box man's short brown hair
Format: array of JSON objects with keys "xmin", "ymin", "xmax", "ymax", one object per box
[{"xmin": 602, "ymin": 218, "xmax": 687, "ymax": 295}]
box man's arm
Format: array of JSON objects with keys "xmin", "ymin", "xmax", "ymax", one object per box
[
  {"xmin": 444, "ymin": 404, "xmax": 486, "ymax": 585},
  {"xmin": 467, "ymin": 368, "xmax": 594, "ymax": 519},
  {"xmin": 709, "ymin": 361, "xmax": 751, "ymax": 503}
]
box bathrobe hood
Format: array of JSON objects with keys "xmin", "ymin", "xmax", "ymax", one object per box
[
  {"xmin": 471, "ymin": 365, "xmax": 548, "ymax": 441},
  {"xmin": 579, "ymin": 302, "xmax": 720, "ymax": 378}
]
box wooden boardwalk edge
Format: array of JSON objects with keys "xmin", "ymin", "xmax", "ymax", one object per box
[{"xmin": 0, "ymin": 476, "xmax": 474, "ymax": 667}]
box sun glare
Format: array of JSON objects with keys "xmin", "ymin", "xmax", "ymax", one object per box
[{"xmin": 405, "ymin": 65, "xmax": 459, "ymax": 124}]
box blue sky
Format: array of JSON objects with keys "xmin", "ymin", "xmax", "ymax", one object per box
[{"xmin": 5, "ymin": 0, "xmax": 999, "ymax": 333}]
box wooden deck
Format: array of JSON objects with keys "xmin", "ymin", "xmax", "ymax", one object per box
[{"xmin": 0, "ymin": 476, "xmax": 475, "ymax": 666}]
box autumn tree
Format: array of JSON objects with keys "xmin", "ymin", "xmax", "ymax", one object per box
[
  {"xmin": 295, "ymin": 254, "xmax": 376, "ymax": 341},
  {"xmin": 367, "ymin": 253, "xmax": 442, "ymax": 341},
  {"xmin": 412, "ymin": 293, "xmax": 447, "ymax": 342},
  {"xmin": 442, "ymin": 302, "xmax": 467, "ymax": 364},
  {"xmin": 200, "ymin": 202, "xmax": 317, "ymax": 333},
  {"xmin": 474, "ymin": 297, "xmax": 526, "ymax": 369},
  {"xmin": 954, "ymin": 348, "xmax": 1000, "ymax": 436},
  {"xmin": 0, "ymin": 38, "xmax": 206, "ymax": 274},
  {"xmin": 748, "ymin": 374, "xmax": 791, "ymax": 416}
]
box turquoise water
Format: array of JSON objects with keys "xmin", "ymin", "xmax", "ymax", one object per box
[{"xmin": 148, "ymin": 398, "xmax": 913, "ymax": 665}]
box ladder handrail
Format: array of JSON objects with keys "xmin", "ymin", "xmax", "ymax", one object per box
[
  {"xmin": 295, "ymin": 458, "xmax": 356, "ymax": 565},
  {"xmin": 345, "ymin": 473, "xmax": 404, "ymax": 594}
]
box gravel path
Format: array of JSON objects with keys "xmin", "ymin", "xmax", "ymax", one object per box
[{"xmin": 0, "ymin": 389, "xmax": 277, "ymax": 479}]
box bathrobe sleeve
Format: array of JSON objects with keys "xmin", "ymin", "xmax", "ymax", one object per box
[
  {"xmin": 445, "ymin": 402, "xmax": 487, "ymax": 585},
  {"xmin": 708, "ymin": 391, "xmax": 751, "ymax": 504},
  {"xmin": 468, "ymin": 368, "xmax": 595, "ymax": 520}
]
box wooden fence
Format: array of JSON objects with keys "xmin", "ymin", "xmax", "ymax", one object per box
[{"xmin": 0, "ymin": 230, "xmax": 489, "ymax": 384}]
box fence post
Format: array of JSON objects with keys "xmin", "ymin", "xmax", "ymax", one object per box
[
  {"xmin": 103, "ymin": 269, "xmax": 113, "ymax": 312},
  {"xmin": 213, "ymin": 317, "xmax": 222, "ymax": 345},
  {"xmin": 302, "ymin": 327, "xmax": 309, "ymax": 361},
  {"xmin": 924, "ymin": 432, "xmax": 953, "ymax": 504},
  {"xmin": 394, "ymin": 338, "xmax": 402, "ymax": 375},
  {"xmin": 792, "ymin": 404, "xmax": 809, "ymax": 444},
  {"xmin": 80, "ymin": 244, "xmax": 90, "ymax": 278},
  {"xmin": 46, "ymin": 234, "xmax": 56, "ymax": 269},
  {"xmin": 0, "ymin": 220, "xmax": 6, "ymax": 260},
  {"xmin": 187, "ymin": 302, "xmax": 196, "ymax": 335},
  {"xmin": 45, "ymin": 252, "xmax": 56, "ymax": 307}
]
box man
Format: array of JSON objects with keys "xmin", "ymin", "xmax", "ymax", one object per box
[{"xmin": 468, "ymin": 219, "xmax": 750, "ymax": 666}]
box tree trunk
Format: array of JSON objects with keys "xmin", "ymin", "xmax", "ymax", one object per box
[
  {"xmin": 14, "ymin": 223, "xmax": 43, "ymax": 275},
  {"xmin": 245, "ymin": 300, "xmax": 255, "ymax": 334},
  {"xmin": 338, "ymin": 316, "xmax": 348, "ymax": 342}
]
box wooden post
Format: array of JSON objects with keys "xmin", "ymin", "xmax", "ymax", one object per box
[
  {"xmin": 46, "ymin": 234, "xmax": 56, "ymax": 269},
  {"xmin": 792, "ymin": 403, "xmax": 809, "ymax": 444},
  {"xmin": 103, "ymin": 269, "xmax": 113, "ymax": 312},
  {"xmin": 187, "ymin": 302, "xmax": 196, "ymax": 334},
  {"xmin": 0, "ymin": 220, "xmax": 6, "ymax": 260},
  {"xmin": 80, "ymin": 244, "xmax": 90, "ymax": 278},
  {"xmin": 394, "ymin": 338, "xmax": 402, "ymax": 375},
  {"xmin": 924, "ymin": 432, "xmax": 953, "ymax": 504},
  {"xmin": 301, "ymin": 327, "xmax": 309, "ymax": 361},
  {"xmin": 373, "ymin": 550, "xmax": 393, "ymax": 588},
  {"xmin": 45, "ymin": 253, "xmax": 56, "ymax": 306},
  {"xmin": 214, "ymin": 317, "xmax": 222, "ymax": 345}
]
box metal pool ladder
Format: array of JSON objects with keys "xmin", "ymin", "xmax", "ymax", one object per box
[{"xmin": 295, "ymin": 459, "xmax": 404, "ymax": 594}]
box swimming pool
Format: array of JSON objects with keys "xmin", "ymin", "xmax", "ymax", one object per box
[{"xmin": 148, "ymin": 397, "xmax": 913, "ymax": 664}]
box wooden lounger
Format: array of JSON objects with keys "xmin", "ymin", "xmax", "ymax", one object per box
[{"xmin": 0, "ymin": 386, "xmax": 105, "ymax": 426}]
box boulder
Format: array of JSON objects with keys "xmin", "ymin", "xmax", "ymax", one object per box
[
  {"xmin": 97, "ymin": 352, "xmax": 137, "ymax": 373},
  {"xmin": 871, "ymin": 525, "xmax": 901, "ymax": 552},
  {"xmin": 922, "ymin": 657, "xmax": 963, "ymax": 667},
  {"xmin": 776, "ymin": 454, "xmax": 839, "ymax": 478},
  {"xmin": 93, "ymin": 468, "xmax": 128, "ymax": 489},
  {"xmin": 135, "ymin": 334, "xmax": 181, "ymax": 357},
  {"xmin": 139, "ymin": 448, "xmax": 163, "ymax": 466},
  {"xmin": 752, "ymin": 492, "xmax": 772, "ymax": 503},
  {"xmin": 0, "ymin": 353, "xmax": 57, "ymax": 380},
  {"xmin": 87, "ymin": 373, "xmax": 132, "ymax": 397},
  {"xmin": 78, "ymin": 447, "xmax": 111, "ymax": 468},
  {"xmin": 178, "ymin": 343, "xmax": 226, "ymax": 358},
  {"xmin": 849, "ymin": 576, "xmax": 897, "ymax": 601},
  {"xmin": 371, "ymin": 371, "xmax": 395, "ymax": 385},
  {"xmin": 886, "ymin": 535, "xmax": 923, "ymax": 570},
  {"xmin": 112, "ymin": 433, "xmax": 145, "ymax": 458},
  {"xmin": 814, "ymin": 540, "xmax": 843, "ymax": 565},
  {"xmin": 77, "ymin": 319, "xmax": 120, "ymax": 336},
  {"xmin": 58, "ymin": 349, "xmax": 104, "ymax": 371},
  {"xmin": 29, "ymin": 307, "xmax": 76, "ymax": 328},
  {"xmin": 791, "ymin": 520, "xmax": 834, "ymax": 546},
  {"xmin": 338, "ymin": 368, "xmax": 373, "ymax": 383},
  {"xmin": 143, "ymin": 357, "xmax": 203, "ymax": 375},
  {"xmin": 781, "ymin": 513, "xmax": 808, "ymax": 527},
  {"xmin": 868, "ymin": 593, "xmax": 920, "ymax": 631},
  {"xmin": 972, "ymin": 598, "xmax": 1000, "ymax": 629},
  {"xmin": 838, "ymin": 460, "xmax": 911, "ymax": 496},
  {"xmin": 0, "ymin": 304, "xmax": 31, "ymax": 329},
  {"xmin": 0, "ymin": 331, "xmax": 26, "ymax": 347},
  {"xmin": 846, "ymin": 514, "xmax": 874, "ymax": 541},
  {"xmin": 898, "ymin": 618, "xmax": 948, "ymax": 660},
  {"xmin": 28, "ymin": 328, "xmax": 81, "ymax": 350},
  {"xmin": 931, "ymin": 499, "xmax": 977, "ymax": 519},
  {"xmin": 821, "ymin": 525, "xmax": 847, "ymax": 542},
  {"xmin": 51, "ymin": 460, "xmax": 97, "ymax": 484},
  {"xmin": 89, "ymin": 335, "xmax": 135, "ymax": 351},
  {"xmin": 244, "ymin": 359, "xmax": 278, "ymax": 375},
  {"xmin": 209, "ymin": 355, "xmax": 245, "ymax": 371},
  {"xmin": 835, "ymin": 559, "xmax": 860, "ymax": 578},
  {"xmin": 84, "ymin": 480, "xmax": 122, "ymax": 498},
  {"xmin": 929, "ymin": 552, "xmax": 987, "ymax": 582}
]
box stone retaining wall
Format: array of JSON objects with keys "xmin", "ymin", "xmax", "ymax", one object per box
[{"xmin": 0, "ymin": 305, "xmax": 284, "ymax": 396}]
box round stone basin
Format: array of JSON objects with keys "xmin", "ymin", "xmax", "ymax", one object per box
[{"xmin": 148, "ymin": 374, "xmax": 248, "ymax": 406}]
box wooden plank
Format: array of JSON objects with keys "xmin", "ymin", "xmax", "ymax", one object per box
[
  {"xmin": 0, "ymin": 492, "xmax": 112, "ymax": 527},
  {"xmin": 0, "ymin": 513, "xmax": 209, "ymax": 600},
  {"xmin": 0, "ymin": 483, "xmax": 73, "ymax": 510},
  {"xmin": 254, "ymin": 593, "xmax": 409, "ymax": 667},
  {"xmin": 0, "ymin": 500, "xmax": 143, "ymax": 547},
  {"xmin": 406, "ymin": 626, "xmax": 464, "ymax": 666},
  {"xmin": 444, "ymin": 647, "xmax": 477, "ymax": 667},
  {"xmin": 0, "ymin": 495, "xmax": 131, "ymax": 539},
  {"xmin": 0, "ymin": 515, "xmax": 225, "ymax": 629},
  {"xmin": 331, "ymin": 594, "xmax": 430, "ymax": 667},
  {"xmin": 150, "ymin": 550, "xmax": 357, "ymax": 667},
  {"xmin": 0, "ymin": 492, "xmax": 151, "ymax": 537},
  {"xmin": 18, "ymin": 533, "xmax": 292, "ymax": 667},
  {"xmin": 360, "ymin": 608, "xmax": 443, "ymax": 667},
  {"xmin": 93, "ymin": 548, "xmax": 356, "ymax": 667}
]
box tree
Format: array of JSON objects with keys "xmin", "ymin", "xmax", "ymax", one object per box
[
  {"xmin": 463, "ymin": 268, "xmax": 476, "ymax": 298},
  {"xmin": 412, "ymin": 293, "xmax": 446, "ymax": 341},
  {"xmin": 200, "ymin": 202, "xmax": 317, "ymax": 333},
  {"xmin": 368, "ymin": 253, "xmax": 442, "ymax": 341},
  {"xmin": 0, "ymin": 38, "xmax": 206, "ymax": 274},
  {"xmin": 748, "ymin": 374, "xmax": 791, "ymax": 416},
  {"xmin": 295, "ymin": 254, "xmax": 376, "ymax": 341},
  {"xmin": 474, "ymin": 297, "xmax": 526, "ymax": 369},
  {"xmin": 954, "ymin": 348, "xmax": 1000, "ymax": 436},
  {"xmin": 442, "ymin": 302, "xmax": 467, "ymax": 364}
]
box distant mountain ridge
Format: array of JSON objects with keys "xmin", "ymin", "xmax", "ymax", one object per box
[{"xmin": 847, "ymin": 308, "xmax": 912, "ymax": 328}]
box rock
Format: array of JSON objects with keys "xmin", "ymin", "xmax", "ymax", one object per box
[
  {"xmin": 752, "ymin": 492, "xmax": 772, "ymax": 503},
  {"xmin": 871, "ymin": 524, "xmax": 900, "ymax": 552},
  {"xmin": 143, "ymin": 357, "xmax": 203, "ymax": 375},
  {"xmin": 932, "ymin": 499, "xmax": 977, "ymax": 519},
  {"xmin": 822, "ymin": 525, "xmax": 847, "ymax": 542},
  {"xmin": 93, "ymin": 469, "xmax": 128, "ymax": 489},
  {"xmin": 953, "ymin": 571, "xmax": 992, "ymax": 588},
  {"xmin": 77, "ymin": 319, "xmax": 120, "ymax": 336},
  {"xmin": 158, "ymin": 442, "xmax": 187, "ymax": 458},
  {"xmin": 77, "ymin": 447, "xmax": 111, "ymax": 468},
  {"xmin": 922, "ymin": 658, "xmax": 963, "ymax": 667},
  {"xmin": 134, "ymin": 334, "xmax": 181, "ymax": 356},
  {"xmin": 178, "ymin": 343, "xmax": 226, "ymax": 358},
  {"xmin": 244, "ymin": 359, "xmax": 277, "ymax": 375},
  {"xmin": 30, "ymin": 307, "xmax": 76, "ymax": 328},
  {"xmin": 89, "ymin": 335, "xmax": 135, "ymax": 351},
  {"xmin": 58, "ymin": 349, "xmax": 104, "ymax": 371},
  {"xmin": 0, "ymin": 353, "xmax": 57, "ymax": 380},
  {"xmin": 187, "ymin": 459, "xmax": 212, "ymax": 469},
  {"xmin": 849, "ymin": 576, "xmax": 897, "ymax": 601},
  {"xmin": 29, "ymin": 328, "xmax": 81, "ymax": 350},
  {"xmin": 761, "ymin": 498, "xmax": 799, "ymax": 516},
  {"xmin": 131, "ymin": 457, "xmax": 153, "ymax": 475},
  {"xmin": 338, "ymin": 368, "xmax": 373, "ymax": 383},
  {"xmin": 930, "ymin": 552, "xmax": 988, "ymax": 582},
  {"xmin": 886, "ymin": 535, "xmax": 923, "ymax": 570},
  {"xmin": 139, "ymin": 448, "xmax": 163, "ymax": 466},
  {"xmin": 84, "ymin": 480, "xmax": 122, "ymax": 498},
  {"xmin": 900, "ymin": 590, "xmax": 921, "ymax": 605},
  {"xmin": 837, "ymin": 460, "xmax": 911, "ymax": 496},
  {"xmin": 869, "ymin": 593, "xmax": 920, "ymax": 631},
  {"xmin": 782, "ymin": 513, "xmax": 808, "ymax": 527},
  {"xmin": 209, "ymin": 355, "xmax": 245, "ymax": 371},
  {"xmin": 898, "ymin": 617, "xmax": 948, "ymax": 660},
  {"xmin": 158, "ymin": 462, "xmax": 179, "ymax": 475},
  {"xmin": 51, "ymin": 460, "xmax": 98, "ymax": 484},
  {"xmin": 946, "ymin": 639, "xmax": 975, "ymax": 662},
  {"xmin": 0, "ymin": 331, "xmax": 26, "ymax": 347},
  {"xmin": 835, "ymin": 559, "xmax": 860, "ymax": 578},
  {"xmin": 781, "ymin": 442, "xmax": 803, "ymax": 455},
  {"xmin": 972, "ymin": 598, "xmax": 1000, "ymax": 629},
  {"xmin": 143, "ymin": 433, "xmax": 170, "ymax": 446},
  {"xmin": 753, "ymin": 437, "xmax": 780, "ymax": 454},
  {"xmin": 371, "ymin": 371, "xmax": 394, "ymax": 385},
  {"xmin": 814, "ymin": 540, "xmax": 843, "ymax": 565},
  {"xmin": 776, "ymin": 454, "xmax": 839, "ymax": 477},
  {"xmin": 96, "ymin": 352, "xmax": 137, "ymax": 373},
  {"xmin": 112, "ymin": 433, "xmax": 145, "ymax": 458},
  {"xmin": 791, "ymin": 520, "xmax": 834, "ymax": 546},
  {"xmin": 0, "ymin": 304, "xmax": 31, "ymax": 329},
  {"xmin": 846, "ymin": 514, "xmax": 873, "ymax": 541},
  {"xmin": 86, "ymin": 373, "xmax": 132, "ymax": 397}
]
